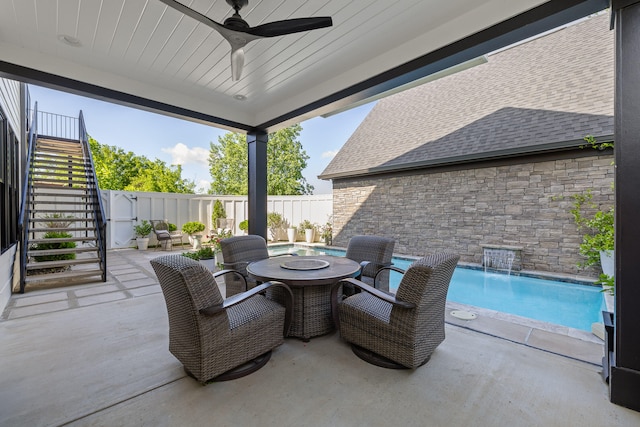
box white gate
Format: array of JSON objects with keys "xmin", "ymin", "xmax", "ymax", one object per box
[{"xmin": 107, "ymin": 192, "xmax": 137, "ymax": 249}]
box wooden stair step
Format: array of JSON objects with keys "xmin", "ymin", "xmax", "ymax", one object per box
[
  {"xmin": 32, "ymin": 172, "xmax": 87, "ymax": 179},
  {"xmin": 32, "ymin": 158, "xmax": 89, "ymax": 166},
  {"xmin": 33, "ymin": 152, "xmax": 85, "ymax": 159},
  {"xmin": 36, "ymin": 141, "xmax": 82, "ymax": 148},
  {"xmin": 30, "ymin": 200, "xmax": 97, "ymax": 205},
  {"xmin": 33, "ymin": 209, "xmax": 94, "ymax": 214},
  {"xmin": 29, "ymin": 217, "xmax": 92, "ymax": 222},
  {"xmin": 31, "ymin": 180, "xmax": 88, "ymax": 185},
  {"xmin": 30, "ymin": 189, "xmax": 91, "ymax": 196},
  {"xmin": 24, "ymin": 269, "xmax": 104, "ymax": 283},
  {"xmin": 31, "ymin": 174, "xmax": 88, "ymax": 182},
  {"xmin": 35, "ymin": 144, "xmax": 83, "ymax": 153},
  {"xmin": 26, "ymin": 257, "xmax": 100, "ymax": 269},
  {"xmin": 31, "ymin": 162, "xmax": 89, "ymax": 170},
  {"xmin": 29, "ymin": 236, "xmax": 98, "ymax": 244},
  {"xmin": 31, "ymin": 166, "xmax": 90, "ymax": 174},
  {"xmin": 30, "ymin": 182, "xmax": 89, "ymax": 189},
  {"xmin": 28, "ymin": 226, "xmax": 96, "ymax": 233},
  {"xmin": 27, "ymin": 247, "xmax": 98, "ymax": 256}
]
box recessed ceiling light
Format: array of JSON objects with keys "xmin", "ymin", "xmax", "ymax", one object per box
[
  {"xmin": 234, "ymin": 94, "xmax": 247, "ymax": 101},
  {"xmin": 57, "ymin": 34, "xmax": 82, "ymax": 47}
]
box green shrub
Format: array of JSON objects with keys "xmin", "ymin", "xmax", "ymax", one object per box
[
  {"xmin": 31, "ymin": 231, "xmax": 77, "ymax": 262},
  {"xmin": 181, "ymin": 246, "xmax": 215, "ymax": 260},
  {"xmin": 239, "ymin": 219, "xmax": 249, "ymax": 231},
  {"xmin": 212, "ymin": 200, "xmax": 226, "ymax": 229},
  {"xmin": 133, "ymin": 220, "xmax": 153, "ymax": 237},
  {"xmin": 570, "ymin": 191, "xmax": 614, "ymax": 268},
  {"xmin": 182, "ymin": 221, "xmax": 205, "ymax": 235}
]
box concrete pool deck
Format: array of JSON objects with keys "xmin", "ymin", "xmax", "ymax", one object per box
[{"xmin": 2, "ymin": 248, "xmax": 634, "ymax": 426}]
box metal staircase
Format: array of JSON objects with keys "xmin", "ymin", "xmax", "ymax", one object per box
[{"xmin": 19, "ymin": 106, "xmax": 107, "ymax": 292}]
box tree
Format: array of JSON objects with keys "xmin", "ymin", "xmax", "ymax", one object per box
[
  {"xmin": 208, "ymin": 124, "xmax": 314, "ymax": 195},
  {"xmin": 89, "ymin": 136, "xmax": 195, "ymax": 193}
]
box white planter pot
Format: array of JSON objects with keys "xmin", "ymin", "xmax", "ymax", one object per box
[
  {"xmin": 304, "ymin": 229, "xmax": 315, "ymax": 243},
  {"xmin": 216, "ymin": 251, "xmax": 224, "ymax": 264},
  {"xmin": 136, "ymin": 237, "xmax": 149, "ymax": 250},
  {"xmin": 600, "ymin": 250, "xmax": 614, "ymax": 277},
  {"xmin": 287, "ymin": 228, "xmax": 297, "ymax": 243},
  {"xmin": 198, "ymin": 258, "xmax": 215, "ymax": 272}
]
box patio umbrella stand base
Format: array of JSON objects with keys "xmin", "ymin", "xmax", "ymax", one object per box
[
  {"xmin": 351, "ymin": 344, "xmax": 423, "ymax": 370},
  {"xmin": 184, "ymin": 351, "xmax": 273, "ymax": 383}
]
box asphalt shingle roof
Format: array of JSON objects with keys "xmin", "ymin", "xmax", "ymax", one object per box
[{"xmin": 319, "ymin": 13, "xmax": 614, "ymax": 179}]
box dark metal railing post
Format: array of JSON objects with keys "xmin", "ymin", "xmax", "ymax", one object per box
[
  {"xmin": 18, "ymin": 102, "xmax": 38, "ymax": 293},
  {"xmin": 79, "ymin": 110, "xmax": 107, "ymax": 281}
]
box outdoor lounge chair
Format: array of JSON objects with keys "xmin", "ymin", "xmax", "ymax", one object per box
[
  {"xmin": 220, "ymin": 235, "xmax": 296, "ymax": 297},
  {"xmin": 150, "ymin": 255, "xmax": 293, "ymax": 383},
  {"xmin": 150, "ymin": 219, "xmax": 183, "ymax": 250},
  {"xmin": 219, "ymin": 235, "xmax": 270, "ymax": 297},
  {"xmin": 333, "ymin": 252, "xmax": 459, "ymax": 369},
  {"xmin": 345, "ymin": 235, "xmax": 395, "ymax": 293}
]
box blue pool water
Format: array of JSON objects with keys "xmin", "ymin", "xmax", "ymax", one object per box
[{"xmin": 268, "ymin": 245, "xmax": 605, "ymax": 331}]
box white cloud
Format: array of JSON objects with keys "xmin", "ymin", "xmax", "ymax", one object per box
[
  {"xmin": 162, "ymin": 143, "xmax": 209, "ymax": 166},
  {"xmin": 321, "ymin": 150, "xmax": 338, "ymax": 159},
  {"xmin": 195, "ymin": 179, "xmax": 211, "ymax": 194}
]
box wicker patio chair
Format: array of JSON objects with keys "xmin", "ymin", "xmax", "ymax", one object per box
[
  {"xmin": 220, "ymin": 235, "xmax": 296, "ymax": 297},
  {"xmin": 150, "ymin": 255, "xmax": 293, "ymax": 383},
  {"xmin": 150, "ymin": 219, "xmax": 184, "ymax": 250},
  {"xmin": 344, "ymin": 235, "xmax": 395, "ymax": 293},
  {"xmin": 332, "ymin": 252, "xmax": 459, "ymax": 369}
]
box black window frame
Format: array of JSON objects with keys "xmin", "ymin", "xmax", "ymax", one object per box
[{"xmin": 1, "ymin": 108, "xmax": 20, "ymax": 253}]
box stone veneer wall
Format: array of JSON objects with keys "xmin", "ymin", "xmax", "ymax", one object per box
[{"xmin": 332, "ymin": 153, "xmax": 614, "ymax": 278}]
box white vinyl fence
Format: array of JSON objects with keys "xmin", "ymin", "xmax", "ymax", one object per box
[{"xmin": 101, "ymin": 190, "xmax": 333, "ymax": 248}]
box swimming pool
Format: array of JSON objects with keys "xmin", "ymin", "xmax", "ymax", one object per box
[{"xmin": 268, "ymin": 245, "xmax": 605, "ymax": 332}]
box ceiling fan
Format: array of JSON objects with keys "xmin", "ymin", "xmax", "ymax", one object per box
[{"xmin": 159, "ymin": 0, "xmax": 333, "ymax": 81}]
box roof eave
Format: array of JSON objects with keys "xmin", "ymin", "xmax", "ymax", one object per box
[{"xmin": 318, "ymin": 134, "xmax": 614, "ymax": 180}]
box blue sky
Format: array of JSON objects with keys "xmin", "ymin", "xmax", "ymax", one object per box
[{"xmin": 28, "ymin": 85, "xmax": 375, "ymax": 194}]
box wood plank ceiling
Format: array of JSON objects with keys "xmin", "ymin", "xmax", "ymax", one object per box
[{"xmin": 0, "ymin": 0, "xmax": 594, "ymax": 131}]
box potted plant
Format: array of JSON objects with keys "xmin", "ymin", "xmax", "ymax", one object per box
[
  {"xmin": 182, "ymin": 221, "xmax": 206, "ymax": 250},
  {"xmin": 320, "ymin": 221, "xmax": 333, "ymax": 245},
  {"xmin": 182, "ymin": 246, "xmax": 216, "ymax": 271},
  {"xmin": 212, "ymin": 229, "xmax": 233, "ymax": 265},
  {"xmin": 239, "ymin": 219, "xmax": 249, "ymax": 235},
  {"xmin": 133, "ymin": 220, "xmax": 153, "ymax": 250},
  {"xmin": 298, "ymin": 220, "xmax": 317, "ymax": 243},
  {"xmin": 267, "ymin": 212, "xmax": 284, "ymax": 242},
  {"xmin": 211, "ymin": 199, "xmax": 227, "ymax": 232}
]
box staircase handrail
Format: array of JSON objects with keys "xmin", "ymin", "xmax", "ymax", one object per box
[
  {"xmin": 79, "ymin": 110, "xmax": 107, "ymax": 281},
  {"xmin": 18, "ymin": 102, "xmax": 38, "ymax": 292},
  {"xmin": 35, "ymin": 110, "xmax": 79, "ymax": 140}
]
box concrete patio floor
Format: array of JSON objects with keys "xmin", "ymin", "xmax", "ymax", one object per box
[{"xmin": 1, "ymin": 249, "xmax": 638, "ymax": 426}]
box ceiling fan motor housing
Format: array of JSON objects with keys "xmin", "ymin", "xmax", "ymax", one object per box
[{"xmin": 227, "ymin": 0, "xmax": 249, "ymax": 11}]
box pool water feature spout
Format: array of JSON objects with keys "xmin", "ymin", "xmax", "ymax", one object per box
[{"xmin": 483, "ymin": 248, "xmax": 516, "ymax": 274}]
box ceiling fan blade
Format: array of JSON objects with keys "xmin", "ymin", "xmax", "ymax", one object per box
[
  {"xmin": 245, "ymin": 17, "xmax": 333, "ymax": 38},
  {"xmin": 159, "ymin": 0, "xmax": 226, "ymax": 33},
  {"xmin": 231, "ymin": 48, "xmax": 245, "ymax": 81}
]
